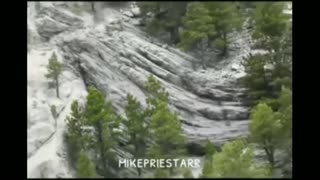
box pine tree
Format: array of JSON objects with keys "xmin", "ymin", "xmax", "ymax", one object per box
[
  {"xmin": 65, "ymin": 100, "xmax": 85, "ymax": 169},
  {"xmin": 145, "ymin": 75, "xmax": 169, "ymax": 113},
  {"xmin": 204, "ymin": 139, "xmax": 216, "ymax": 157},
  {"xmin": 203, "ymin": 140, "xmax": 270, "ymax": 178},
  {"xmin": 240, "ymin": 54, "xmax": 272, "ymax": 103},
  {"xmin": 179, "ymin": 2, "xmax": 215, "ymax": 69},
  {"xmin": 201, "ymin": 139, "xmax": 215, "ymax": 177},
  {"xmin": 137, "ymin": 2, "xmax": 188, "ymax": 44},
  {"xmin": 77, "ymin": 151, "xmax": 97, "ymax": 178},
  {"xmin": 124, "ymin": 94, "xmax": 148, "ymax": 176},
  {"xmin": 241, "ymin": 2, "xmax": 291, "ymax": 104},
  {"xmin": 148, "ymin": 101, "xmax": 186, "ymax": 158},
  {"xmin": 252, "ymin": 2, "xmax": 290, "ymax": 52},
  {"xmin": 84, "ymin": 87, "xmax": 120, "ymax": 177},
  {"xmin": 250, "ymin": 103, "xmax": 282, "ymax": 169},
  {"xmin": 145, "ymin": 76, "xmax": 186, "ymax": 174},
  {"xmin": 274, "ymin": 88, "xmax": 292, "ymax": 160},
  {"xmin": 45, "ymin": 52, "xmax": 63, "ymax": 98},
  {"xmin": 202, "ymin": 157, "xmax": 213, "ymax": 178},
  {"xmin": 241, "ymin": 50, "xmax": 291, "ymax": 106},
  {"xmin": 205, "ymin": 2, "xmax": 244, "ymax": 56}
]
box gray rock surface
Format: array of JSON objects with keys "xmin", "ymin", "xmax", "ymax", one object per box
[{"xmin": 35, "ymin": 3, "xmax": 84, "ymax": 40}]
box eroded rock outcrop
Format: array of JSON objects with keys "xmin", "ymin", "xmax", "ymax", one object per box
[{"xmin": 28, "ymin": 2, "xmax": 253, "ymax": 178}]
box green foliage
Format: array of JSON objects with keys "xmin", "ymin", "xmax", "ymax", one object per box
[
  {"xmin": 241, "ymin": 51, "xmax": 291, "ymax": 105},
  {"xmin": 252, "ymin": 2, "xmax": 290, "ymax": 52},
  {"xmin": 205, "ymin": 139, "xmax": 216, "ymax": 156},
  {"xmin": 205, "ymin": 2, "xmax": 244, "ymax": 55},
  {"xmin": 259, "ymin": 98, "xmax": 281, "ymax": 111},
  {"xmin": 145, "ymin": 76, "xmax": 169, "ymax": 100},
  {"xmin": 183, "ymin": 169, "xmax": 193, "ymax": 178},
  {"xmin": 84, "ymin": 87, "xmax": 112, "ymax": 126},
  {"xmin": 138, "ymin": 2, "xmax": 188, "ymax": 44},
  {"xmin": 204, "ymin": 140, "xmax": 270, "ymax": 178},
  {"xmin": 145, "ymin": 76, "xmax": 186, "ymax": 170},
  {"xmin": 45, "ymin": 52, "xmax": 63, "ymax": 98},
  {"xmin": 125, "ymin": 94, "xmax": 147, "ymax": 149},
  {"xmin": 124, "ymin": 94, "xmax": 148, "ymax": 176},
  {"xmin": 84, "ymin": 87, "xmax": 121, "ymax": 137},
  {"xmin": 154, "ymin": 169, "xmax": 169, "ymax": 178},
  {"xmin": 250, "ymin": 103, "xmax": 282, "ymax": 168},
  {"xmin": 180, "ymin": 2, "xmax": 244, "ymax": 58},
  {"xmin": 250, "ymin": 87, "xmax": 292, "ymax": 170},
  {"xmin": 84, "ymin": 87, "xmax": 120, "ymax": 177},
  {"xmin": 251, "ymin": 104, "xmax": 282, "ymax": 143},
  {"xmin": 179, "ymin": 2, "xmax": 215, "ymax": 51},
  {"xmin": 65, "ymin": 100, "xmax": 85, "ymax": 169},
  {"xmin": 148, "ymin": 101, "xmax": 186, "ymax": 158},
  {"xmin": 242, "ymin": 2, "xmax": 291, "ymax": 105},
  {"xmin": 213, "ymin": 38, "xmax": 226, "ymax": 51},
  {"xmin": 241, "ymin": 54, "xmax": 271, "ymax": 102},
  {"xmin": 46, "ymin": 52, "xmax": 63, "ymax": 82},
  {"xmin": 202, "ymin": 157, "xmax": 213, "ymax": 177},
  {"xmin": 145, "ymin": 75, "xmax": 169, "ymax": 112},
  {"xmin": 77, "ymin": 151, "xmax": 97, "ymax": 178},
  {"xmin": 275, "ymin": 88, "xmax": 292, "ymax": 152}
]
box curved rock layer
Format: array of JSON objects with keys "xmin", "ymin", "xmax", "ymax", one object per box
[{"xmin": 27, "ymin": 2, "xmax": 253, "ymax": 178}]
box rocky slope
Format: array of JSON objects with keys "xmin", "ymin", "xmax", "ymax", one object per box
[{"xmin": 27, "ymin": 2, "xmax": 256, "ymax": 178}]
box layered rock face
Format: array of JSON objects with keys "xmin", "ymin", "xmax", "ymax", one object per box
[{"xmin": 27, "ymin": 2, "xmax": 254, "ymax": 178}]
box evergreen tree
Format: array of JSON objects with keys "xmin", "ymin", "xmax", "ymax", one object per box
[
  {"xmin": 205, "ymin": 2, "xmax": 244, "ymax": 56},
  {"xmin": 202, "ymin": 157, "xmax": 213, "ymax": 178},
  {"xmin": 241, "ymin": 52, "xmax": 292, "ymax": 106},
  {"xmin": 252, "ymin": 2, "xmax": 290, "ymax": 52},
  {"xmin": 180, "ymin": 2, "xmax": 244, "ymax": 66},
  {"xmin": 250, "ymin": 103, "xmax": 282, "ymax": 169},
  {"xmin": 240, "ymin": 54, "xmax": 272, "ymax": 103},
  {"xmin": 145, "ymin": 76, "xmax": 186, "ymax": 174},
  {"xmin": 84, "ymin": 87, "xmax": 120, "ymax": 177},
  {"xmin": 45, "ymin": 52, "xmax": 63, "ymax": 98},
  {"xmin": 148, "ymin": 101, "xmax": 186, "ymax": 158},
  {"xmin": 65, "ymin": 100, "xmax": 85, "ymax": 169},
  {"xmin": 241, "ymin": 2, "xmax": 291, "ymax": 105},
  {"xmin": 145, "ymin": 75, "xmax": 169, "ymax": 112},
  {"xmin": 124, "ymin": 94, "xmax": 148, "ymax": 176},
  {"xmin": 274, "ymin": 88, "xmax": 292, "ymax": 158},
  {"xmin": 137, "ymin": 2, "xmax": 188, "ymax": 44},
  {"xmin": 201, "ymin": 139, "xmax": 216, "ymax": 177},
  {"xmin": 179, "ymin": 2, "xmax": 215, "ymax": 68},
  {"xmin": 77, "ymin": 151, "xmax": 97, "ymax": 178},
  {"xmin": 203, "ymin": 140, "xmax": 270, "ymax": 178},
  {"xmin": 204, "ymin": 139, "xmax": 216, "ymax": 157}
]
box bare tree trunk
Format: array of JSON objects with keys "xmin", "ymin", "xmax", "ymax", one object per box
[
  {"xmin": 198, "ymin": 40, "xmax": 207, "ymax": 69},
  {"xmin": 97, "ymin": 121, "xmax": 108, "ymax": 177},
  {"xmin": 91, "ymin": 2, "xmax": 95, "ymax": 13},
  {"xmin": 55, "ymin": 77, "xmax": 60, "ymax": 98},
  {"xmin": 169, "ymin": 27, "xmax": 180, "ymax": 44},
  {"xmin": 263, "ymin": 141, "xmax": 275, "ymax": 169}
]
